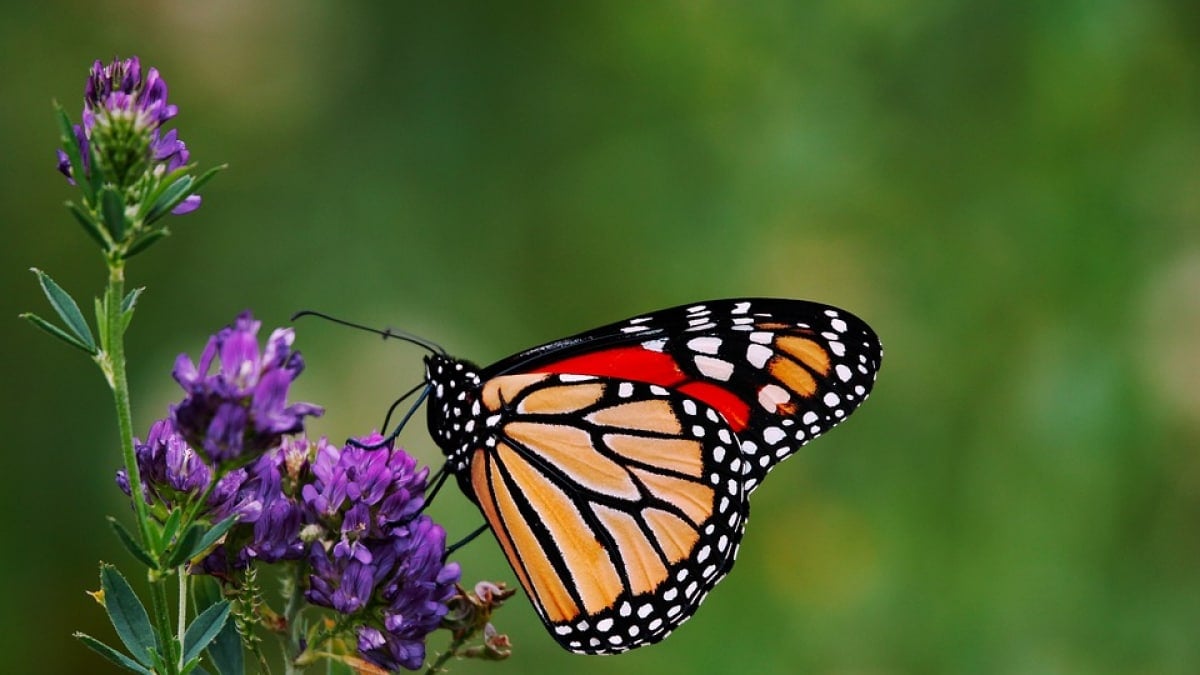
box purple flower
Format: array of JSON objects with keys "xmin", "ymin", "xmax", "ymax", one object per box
[
  {"xmin": 301, "ymin": 435, "xmax": 459, "ymax": 671},
  {"xmin": 56, "ymin": 56, "xmax": 199, "ymax": 213},
  {"xmin": 117, "ymin": 419, "xmax": 212, "ymax": 507},
  {"xmin": 171, "ymin": 312, "xmax": 323, "ymax": 464}
]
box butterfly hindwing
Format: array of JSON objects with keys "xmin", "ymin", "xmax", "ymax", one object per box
[{"xmin": 462, "ymin": 373, "xmax": 747, "ymax": 653}]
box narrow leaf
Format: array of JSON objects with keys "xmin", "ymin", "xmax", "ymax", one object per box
[
  {"xmin": 188, "ymin": 164, "xmax": 227, "ymax": 196},
  {"xmin": 167, "ymin": 515, "xmax": 238, "ymax": 568},
  {"xmin": 204, "ymin": 615, "xmax": 244, "ymax": 675},
  {"xmin": 183, "ymin": 601, "xmax": 231, "ymax": 663},
  {"xmin": 20, "ymin": 312, "xmax": 94, "ymax": 353},
  {"xmin": 121, "ymin": 287, "xmax": 145, "ymax": 314},
  {"xmin": 145, "ymin": 175, "xmax": 194, "ymax": 224},
  {"xmin": 31, "ymin": 268, "xmax": 96, "ymax": 351},
  {"xmin": 94, "ymin": 296, "xmax": 109, "ymax": 353},
  {"xmin": 66, "ymin": 201, "xmax": 110, "ymax": 250},
  {"xmin": 158, "ymin": 508, "xmax": 183, "ymax": 557},
  {"xmin": 99, "ymin": 564, "xmax": 159, "ymax": 667},
  {"xmin": 121, "ymin": 287, "xmax": 145, "ymax": 334},
  {"xmin": 107, "ymin": 517, "xmax": 158, "ymax": 570},
  {"xmin": 139, "ymin": 165, "xmax": 192, "ymax": 217},
  {"xmin": 124, "ymin": 230, "xmax": 169, "ymax": 259},
  {"xmin": 191, "ymin": 575, "xmax": 223, "ymax": 611},
  {"xmin": 100, "ymin": 187, "xmax": 128, "ymax": 242},
  {"xmin": 55, "ymin": 103, "xmax": 91, "ymax": 201},
  {"xmin": 85, "ymin": 138, "xmax": 105, "ymax": 197},
  {"xmin": 74, "ymin": 632, "xmax": 152, "ymax": 675},
  {"xmin": 166, "ymin": 523, "xmax": 206, "ymax": 569}
]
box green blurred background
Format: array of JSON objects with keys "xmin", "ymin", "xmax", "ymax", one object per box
[{"xmin": 3, "ymin": 2, "xmax": 1198, "ymax": 673}]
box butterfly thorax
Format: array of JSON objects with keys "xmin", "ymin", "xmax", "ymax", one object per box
[{"xmin": 424, "ymin": 353, "xmax": 485, "ymax": 474}]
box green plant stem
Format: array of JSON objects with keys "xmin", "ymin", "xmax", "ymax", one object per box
[
  {"xmin": 148, "ymin": 576, "xmax": 177, "ymax": 674},
  {"xmin": 103, "ymin": 260, "xmax": 178, "ymax": 671},
  {"xmin": 177, "ymin": 571, "xmax": 188, "ymax": 672},
  {"xmin": 424, "ymin": 632, "xmax": 471, "ymax": 675},
  {"xmin": 103, "ymin": 261, "xmax": 154, "ymax": 545}
]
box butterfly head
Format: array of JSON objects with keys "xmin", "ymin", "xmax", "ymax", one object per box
[{"xmin": 423, "ymin": 353, "xmax": 484, "ymax": 471}]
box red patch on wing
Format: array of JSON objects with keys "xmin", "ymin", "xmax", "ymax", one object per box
[
  {"xmin": 532, "ymin": 346, "xmax": 686, "ymax": 386},
  {"xmin": 678, "ymin": 381, "xmax": 750, "ymax": 432},
  {"xmin": 532, "ymin": 346, "xmax": 750, "ymax": 432}
]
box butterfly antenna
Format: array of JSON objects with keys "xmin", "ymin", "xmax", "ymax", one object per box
[{"xmin": 291, "ymin": 309, "xmax": 446, "ymax": 356}]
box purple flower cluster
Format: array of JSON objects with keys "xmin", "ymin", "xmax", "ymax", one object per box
[
  {"xmin": 171, "ymin": 312, "xmax": 323, "ymax": 464},
  {"xmin": 56, "ymin": 56, "xmax": 199, "ymax": 213},
  {"xmin": 117, "ymin": 420, "xmax": 307, "ymax": 571},
  {"xmin": 303, "ymin": 433, "xmax": 461, "ymax": 671},
  {"xmin": 116, "ymin": 313, "xmax": 461, "ymax": 670}
]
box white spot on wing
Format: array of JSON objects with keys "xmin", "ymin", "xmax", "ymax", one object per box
[
  {"xmin": 695, "ymin": 355, "xmax": 734, "ymax": 381},
  {"xmin": 746, "ymin": 343, "xmax": 772, "ymax": 368},
  {"xmin": 732, "ymin": 302, "xmax": 751, "ymax": 314},
  {"xmin": 642, "ymin": 339, "xmax": 667, "ymax": 352},
  {"xmin": 688, "ymin": 337, "xmax": 722, "ymax": 355},
  {"xmin": 757, "ymin": 384, "xmax": 790, "ymax": 412}
]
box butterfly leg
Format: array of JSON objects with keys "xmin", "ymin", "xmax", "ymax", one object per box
[
  {"xmin": 444, "ymin": 522, "xmax": 490, "ymax": 560},
  {"xmin": 348, "ymin": 383, "xmax": 432, "ymax": 450}
]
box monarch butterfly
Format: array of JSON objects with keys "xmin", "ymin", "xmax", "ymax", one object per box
[{"xmin": 420, "ymin": 298, "xmax": 882, "ymax": 654}]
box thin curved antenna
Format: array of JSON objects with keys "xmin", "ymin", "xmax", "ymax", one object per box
[{"xmin": 291, "ymin": 309, "xmax": 446, "ymax": 356}]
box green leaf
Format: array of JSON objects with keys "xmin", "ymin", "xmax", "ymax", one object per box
[
  {"xmin": 121, "ymin": 287, "xmax": 145, "ymax": 314},
  {"xmin": 66, "ymin": 201, "xmax": 111, "ymax": 250},
  {"xmin": 20, "ymin": 312, "xmax": 95, "ymax": 354},
  {"xmin": 204, "ymin": 614, "xmax": 244, "ymax": 675},
  {"xmin": 166, "ymin": 523, "xmax": 206, "ymax": 569},
  {"xmin": 181, "ymin": 656, "xmax": 206, "ymax": 675},
  {"xmin": 167, "ymin": 515, "xmax": 239, "ymax": 568},
  {"xmin": 74, "ymin": 632, "xmax": 153, "ymax": 674},
  {"xmin": 85, "ymin": 137, "xmax": 105, "ymax": 197},
  {"xmin": 55, "ymin": 103, "xmax": 91, "ymax": 202},
  {"xmin": 139, "ymin": 165, "xmax": 192, "ymax": 216},
  {"xmin": 99, "ymin": 564, "xmax": 159, "ymax": 667},
  {"xmin": 124, "ymin": 230, "xmax": 169, "ymax": 259},
  {"xmin": 145, "ymin": 175, "xmax": 193, "ymax": 224},
  {"xmin": 189, "ymin": 164, "xmax": 227, "ymax": 196},
  {"xmin": 183, "ymin": 601, "xmax": 231, "ymax": 664},
  {"xmin": 94, "ymin": 296, "xmax": 109, "ymax": 353},
  {"xmin": 107, "ymin": 517, "xmax": 158, "ymax": 570},
  {"xmin": 158, "ymin": 508, "xmax": 183, "ymax": 557},
  {"xmin": 121, "ymin": 287, "xmax": 145, "ymax": 334},
  {"xmin": 100, "ymin": 187, "xmax": 128, "ymax": 242},
  {"xmin": 31, "ymin": 268, "xmax": 96, "ymax": 352},
  {"xmin": 191, "ymin": 575, "xmax": 223, "ymax": 611}
]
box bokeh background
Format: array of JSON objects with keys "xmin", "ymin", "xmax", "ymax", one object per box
[{"xmin": 2, "ymin": 2, "xmax": 1198, "ymax": 673}]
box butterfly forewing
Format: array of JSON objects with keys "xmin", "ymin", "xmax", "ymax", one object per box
[{"xmin": 485, "ymin": 298, "xmax": 882, "ymax": 491}]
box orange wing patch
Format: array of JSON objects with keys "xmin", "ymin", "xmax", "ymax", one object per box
[
  {"xmin": 505, "ymin": 421, "xmax": 642, "ymax": 500},
  {"xmin": 586, "ymin": 399, "xmax": 683, "ymax": 434},
  {"xmin": 603, "ymin": 434, "xmax": 704, "ymax": 478},
  {"xmin": 629, "ymin": 467, "xmax": 714, "ymax": 525},
  {"xmin": 482, "ymin": 373, "xmax": 552, "ymax": 410},
  {"xmin": 591, "ymin": 503, "xmax": 669, "ymax": 595},
  {"xmin": 496, "ymin": 442, "xmax": 624, "ymax": 616},
  {"xmin": 643, "ymin": 508, "xmax": 701, "ymax": 564},
  {"xmin": 774, "ymin": 335, "xmax": 831, "ymax": 376},
  {"xmin": 518, "ymin": 382, "xmax": 606, "ymax": 415}
]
